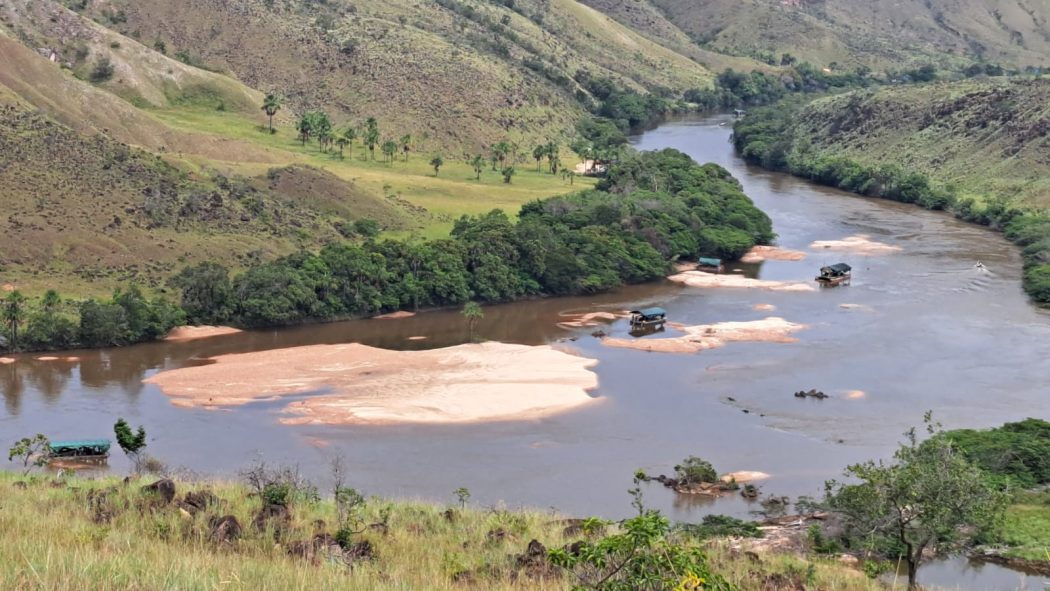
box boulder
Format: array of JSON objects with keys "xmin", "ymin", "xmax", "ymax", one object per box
[
  {"xmin": 209, "ymin": 515, "xmax": 242, "ymax": 544},
  {"xmin": 141, "ymin": 479, "xmax": 176, "ymax": 504}
]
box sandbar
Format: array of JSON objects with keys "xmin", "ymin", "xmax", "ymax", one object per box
[
  {"xmin": 164, "ymin": 325, "xmax": 242, "ymax": 342},
  {"xmin": 0, "ymin": 357, "xmax": 14, "ymax": 364},
  {"xmin": 846, "ymin": 390, "xmax": 866, "ymax": 399},
  {"xmin": 668, "ymin": 271, "xmax": 814, "ymax": 292},
  {"xmin": 721, "ymin": 471, "xmax": 771, "ymax": 484},
  {"xmin": 602, "ymin": 317, "xmax": 807, "ymax": 353},
  {"xmin": 753, "ymin": 303, "xmax": 776, "ymax": 312},
  {"xmin": 741, "ymin": 245, "xmax": 807, "ymax": 263},
  {"xmin": 145, "ymin": 342, "xmax": 600, "ymax": 425},
  {"xmin": 557, "ymin": 311, "xmax": 625, "ymax": 329},
  {"xmin": 809, "ymin": 234, "xmax": 901, "ymax": 255},
  {"xmin": 374, "ymin": 311, "xmax": 416, "ymax": 319}
]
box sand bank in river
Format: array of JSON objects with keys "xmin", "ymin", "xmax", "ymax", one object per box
[
  {"xmin": 145, "ymin": 342, "xmax": 600, "ymax": 425},
  {"xmin": 809, "ymin": 234, "xmax": 901, "ymax": 255},
  {"xmin": 602, "ymin": 317, "xmax": 807, "ymax": 354},
  {"xmin": 753, "ymin": 304, "xmax": 776, "ymax": 312},
  {"xmin": 374, "ymin": 311, "xmax": 416, "ymax": 319},
  {"xmin": 721, "ymin": 471, "xmax": 771, "ymax": 483},
  {"xmin": 557, "ymin": 311, "xmax": 627, "ymax": 329},
  {"xmin": 668, "ymin": 271, "xmax": 815, "ymax": 292},
  {"xmin": 740, "ymin": 245, "xmax": 807, "ymax": 263},
  {"xmin": 164, "ymin": 326, "xmax": 242, "ymax": 342}
]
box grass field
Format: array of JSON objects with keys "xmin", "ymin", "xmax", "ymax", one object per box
[
  {"xmin": 0, "ymin": 470, "xmax": 888, "ymax": 591},
  {"xmin": 995, "ymin": 491, "xmax": 1050, "ymax": 562}
]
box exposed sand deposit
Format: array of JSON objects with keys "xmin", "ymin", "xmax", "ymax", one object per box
[
  {"xmin": 164, "ymin": 326, "xmax": 242, "ymax": 342},
  {"xmin": 753, "ymin": 304, "xmax": 776, "ymax": 312},
  {"xmin": 556, "ymin": 311, "xmax": 626, "ymax": 329},
  {"xmin": 602, "ymin": 317, "xmax": 807, "ymax": 354},
  {"xmin": 374, "ymin": 311, "xmax": 416, "ymax": 319},
  {"xmin": 809, "ymin": 234, "xmax": 901, "ymax": 255},
  {"xmin": 0, "ymin": 357, "xmax": 14, "ymax": 364},
  {"xmin": 668, "ymin": 271, "xmax": 815, "ymax": 292},
  {"xmin": 740, "ymin": 245, "xmax": 807, "ymax": 263},
  {"xmin": 145, "ymin": 342, "xmax": 600, "ymax": 425},
  {"xmin": 721, "ymin": 471, "xmax": 771, "ymax": 483}
]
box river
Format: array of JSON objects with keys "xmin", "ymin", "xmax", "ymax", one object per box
[{"xmin": 3, "ymin": 114, "xmax": 1048, "ymax": 589}]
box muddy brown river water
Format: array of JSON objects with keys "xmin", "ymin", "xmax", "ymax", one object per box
[{"xmin": 3, "ymin": 114, "xmax": 1048, "ymax": 589}]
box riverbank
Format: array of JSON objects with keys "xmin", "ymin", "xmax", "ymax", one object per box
[
  {"xmin": 145, "ymin": 342, "xmax": 601, "ymax": 425},
  {"xmin": 0, "ymin": 471, "xmax": 885, "ymax": 591}
]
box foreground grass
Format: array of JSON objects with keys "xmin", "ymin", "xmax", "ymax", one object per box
[{"xmin": 0, "ymin": 471, "xmax": 887, "ymax": 591}]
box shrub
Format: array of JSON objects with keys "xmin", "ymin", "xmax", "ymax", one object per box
[
  {"xmin": 674, "ymin": 456, "xmax": 718, "ymax": 485},
  {"xmin": 89, "ymin": 57, "xmax": 115, "ymax": 83}
]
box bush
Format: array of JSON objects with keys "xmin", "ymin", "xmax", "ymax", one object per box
[
  {"xmin": 674, "ymin": 456, "xmax": 718, "ymax": 485},
  {"xmin": 89, "ymin": 57, "xmax": 115, "ymax": 83}
]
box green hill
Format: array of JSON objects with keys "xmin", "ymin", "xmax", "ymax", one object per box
[{"xmin": 650, "ymin": 0, "xmax": 1050, "ymax": 70}]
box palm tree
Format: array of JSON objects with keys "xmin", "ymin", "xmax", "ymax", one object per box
[
  {"xmin": 312, "ymin": 112, "xmax": 333, "ymax": 152},
  {"xmin": 532, "ymin": 144, "xmax": 546, "ymax": 171},
  {"xmin": 335, "ymin": 135, "xmax": 349, "ymax": 158},
  {"xmin": 501, "ymin": 166, "xmax": 515, "ymax": 184},
  {"xmin": 430, "ymin": 155, "xmax": 444, "ymax": 175},
  {"xmin": 261, "ymin": 93, "xmax": 282, "ymax": 134},
  {"xmin": 3, "ymin": 290, "xmax": 27, "ymax": 350},
  {"xmin": 297, "ymin": 113, "xmax": 313, "ymax": 146},
  {"xmin": 342, "ymin": 127, "xmax": 358, "ymax": 159},
  {"xmin": 462, "ymin": 302, "xmax": 484, "ymax": 341},
  {"xmin": 381, "ymin": 139, "xmax": 398, "ymax": 163},
  {"xmin": 545, "ymin": 141, "xmax": 561, "ymax": 174},
  {"xmin": 470, "ymin": 155, "xmax": 485, "ymax": 180},
  {"xmin": 399, "ymin": 134, "xmax": 412, "ymax": 162},
  {"xmin": 493, "ymin": 141, "xmax": 511, "ymax": 170},
  {"xmin": 364, "ymin": 117, "xmax": 380, "ymax": 160}
]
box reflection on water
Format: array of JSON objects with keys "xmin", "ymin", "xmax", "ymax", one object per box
[{"xmin": 3, "ymin": 115, "xmax": 1050, "ymax": 590}]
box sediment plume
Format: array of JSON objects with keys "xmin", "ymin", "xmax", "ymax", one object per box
[
  {"xmin": 145, "ymin": 342, "xmax": 600, "ymax": 425},
  {"xmin": 809, "ymin": 234, "xmax": 901, "ymax": 255},
  {"xmin": 668, "ymin": 271, "xmax": 815, "ymax": 292},
  {"xmin": 602, "ymin": 317, "xmax": 807, "ymax": 353},
  {"xmin": 741, "ymin": 246, "xmax": 807, "ymax": 263}
]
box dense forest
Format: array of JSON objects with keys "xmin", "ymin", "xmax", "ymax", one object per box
[
  {"xmin": 1, "ymin": 150, "xmax": 772, "ymax": 350},
  {"xmin": 732, "ymin": 102, "xmax": 1050, "ymax": 305}
]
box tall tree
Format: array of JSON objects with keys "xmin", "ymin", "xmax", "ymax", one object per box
[
  {"xmin": 261, "ymin": 93, "xmax": 282, "ymax": 134},
  {"xmin": 825, "ymin": 414, "xmax": 1006, "ymax": 589},
  {"xmin": 493, "ymin": 141, "xmax": 511, "ymax": 170},
  {"xmin": 470, "ymin": 154, "xmax": 485, "ymax": 180},
  {"xmin": 341, "ymin": 127, "xmax": 358, "ymax": 159},
  {"xmin": 381, "ymin": 139, "xmax": 398, "ymax": 164},
  {"xmin": 364, "ymin": 117, "xmax": 380, "ymax": 160},
  {"xmin": 532, "ymin": 144, "xmax": 546, "ymax": 171},
  {"xmin": 297, "ymin": 113, "xmax": 313, "ymax": 146},
  {"xmin": 335, "ymin": 134, "xmax": 349, "ymax": 158},
  {"xmin": 3, "ymin": 290, "xmax": 27, "ymax": 350},
  {"xmin": 546, "ymin": 141, "xmax": 561, "ymax": 174},
  {"xmin": 501, "ymin": 166, "xmax": 515, "ymax": 184},
  {"xmin": 399, "ymin": 134, "xmax": 412, "ymax": 162},
  {"xmin": 430, "ymin": 155, "xmax": 444, "ymax": 176},
  {"xmin": 311, "ymin": 112, "xmax": 333, "ymax": 152}
]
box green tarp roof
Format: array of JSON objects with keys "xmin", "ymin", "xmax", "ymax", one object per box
[{"xmin": 50, "ymin": 439, "xmax": 110, "ymax": 450}]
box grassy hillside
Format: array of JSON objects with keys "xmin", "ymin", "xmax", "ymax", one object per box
[
  {"xmin": 65, "ymin": 0, "xmax": 721, "ymax": 149},
  {"xmin": 0, "ymin": 471, "xmax": 884, "ymax": 591},
  {"xmin": 650, "ymin": 0, "xmax": 1050, "ymax": 71},
  {"xmin": 791, "ymin": 79, "xmax": 1050, "ymax": 209},
  {"xmin": 732, "ymin": 79, "xmax": 1050, "ymax": 303},
  {"xmin": 0, "ymin": 1, "xmax": 591, "ymax": 296}
]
